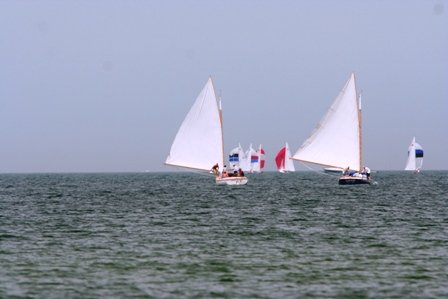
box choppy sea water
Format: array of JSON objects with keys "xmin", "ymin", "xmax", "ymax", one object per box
[{"xmin": 0, "ymin": 171, "xmax": 447, "ymax": 298}]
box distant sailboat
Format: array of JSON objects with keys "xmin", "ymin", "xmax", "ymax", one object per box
[
  {"xmin": 229, "ymin": 144, "xmax": 245, "ymax": 167},
  {"xmin": 240, "ymin": 144, "xmax": 264, "ymax": 173},
  {"xmin": 275, "ymin": 143, "xmax": 295, "ymax": 173},
  {"xmin": 292, "ymin": 73, "xmax": 371, "ymax": 185},
  {"xmin": 405, "ymin": 137, "xmax": 424, "ymax": 173},
  {"xmin": 251, "ymin": 145, "xmax": 265, "ymax": 173},
  {"xmin": 165, "ymin": 77, "xmax": 248, "ymax": 185},
  {"xmin": 240, "ymin": 144, "xmax": 255, "ymax": 173},
  {"xmin": 258, "ymin": 146, "xmax": 266, "ymax": 172}
]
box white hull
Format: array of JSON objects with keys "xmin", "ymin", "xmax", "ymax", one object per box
[{"xmin": 215, "ymin": 176, "xmax": 248, "ymax": 185}]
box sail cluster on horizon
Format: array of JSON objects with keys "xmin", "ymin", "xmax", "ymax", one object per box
[{"xmin": 228, "ymin": 144, "xmax": 265, "ymax": 173}]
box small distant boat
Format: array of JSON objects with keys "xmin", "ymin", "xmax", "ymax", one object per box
[
  {"xmin": 240, "ymin": 144, "xmax": 254, "ymax": 173},
  {"xmin": 275, "ymin": 142, "xmax": 295, "ymax": 173},
  {"xmin": 292, "ymin": 73, "xmax": 371, "ymax": 185},
  {"xmin": 405, "ymin": 137, "xmax": 424, "ymax": 173},
  {"xmin": 228, "ymin": 144, "xmax": 245, "ymax": 167},
  {"xmin": 240, "ymin": 144, "xmax": 265, "ymax": 173},
  {"xmin": 165, "ymin": 77, "xmax": 248, "ymax": 185},
  {"xmin": 251, "ymin": 145, "xmax": 266, "ymax": 173}
]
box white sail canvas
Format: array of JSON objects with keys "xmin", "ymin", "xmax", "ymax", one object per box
[
  {"xmin": 405, "ymin": 137, "xmax": 423, "ymax": 171},
  {"xmin": 284, "ymin": 143, "xmax": 295, "ymax": 172},
  {"xmin": 242, "ymin": 144, "xmax": 256, "ymax": 172},
  {"xmin": 228, "ymin": 143, "xmax": 246, "ymax": 168},
  {"xmin": 405, "ymin": 137, "xmax": 416, "ymax": 171},
  {"xmin": 292, "ymin": 73, "xmax": 362, "ymax": 171},
  {"xmin": 165, "ymin": 78, "xmax": 224, "ymax": 171},
  {"xmin": 252, "ymin": 146, "xmax": 261, "ymax": 173}
]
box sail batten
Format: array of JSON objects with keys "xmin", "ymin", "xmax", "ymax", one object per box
[{"xmin": 292, "ymin": 73, "xmax": 362, "ymax": 171}]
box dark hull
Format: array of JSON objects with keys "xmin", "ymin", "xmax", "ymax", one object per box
[{"xmin": 338, "ymin": 175, "xmax": 371, "ymax": 185}]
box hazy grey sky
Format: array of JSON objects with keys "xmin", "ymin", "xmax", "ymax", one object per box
[{"xmin": 0, "ymin": 0, "xmax": 447, "ymax": 172}]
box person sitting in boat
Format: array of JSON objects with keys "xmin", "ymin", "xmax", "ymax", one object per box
[
  {"xmin": 232, "ymin": 164, "xmax": 240, "ymax": 176},
  {"xmin": 343, "ymin": 166, "xmax": 350, "ymax": 176},
  {"xmin": 361, "ymin": 166, "xmax": 371, "ymax": 179},
  {"xmin": 353, "ymin": 172, "xmax": 362, "ymax": 177},
  {"xmin": 344, "ymin": 166, "xmax": 358, "ymax": 177},
  {"xmin": 211, "ymin": 163, "xmax": 219, "ymax": 176},
  {"xmin": 238, "ymin": 168, "xmax": 245, "ymax": 177},
  {"xmin": 222, "ymin": 165, "xmax": 229, "ymax": 177}
]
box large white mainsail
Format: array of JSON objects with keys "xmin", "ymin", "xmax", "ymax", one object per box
[
  {"xmin": 292, "ymin": 73, "xmax": 362, "ymax": 171},
  {"xmin": 165, "ymin": 78, "xmax": 224, "ymax": 171}
]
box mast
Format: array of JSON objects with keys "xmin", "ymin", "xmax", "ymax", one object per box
[
  {"xmin": 356, "ymin": 74, "xmax": 363, "ymax": 171},
  {"xmin": 212, "ymin": 77, "xmax": 225, "ymax": 169}
]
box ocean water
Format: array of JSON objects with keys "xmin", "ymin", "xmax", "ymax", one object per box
[{"xmin": 1, "ymin": 171, "xmax": 447, "ymax": 298}]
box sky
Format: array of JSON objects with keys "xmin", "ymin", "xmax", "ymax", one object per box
[{"xmin": 0, "ymin": 0, "xmax": 447, "ymax": 172}]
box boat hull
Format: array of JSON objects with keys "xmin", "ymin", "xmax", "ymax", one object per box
[
  {"xmin": 338, "ymin": 175, "xmax": 371, "ymax": 185},
  {"xmin": 215, "ymin": 176, "xmax": 248, "ymax": 185}
]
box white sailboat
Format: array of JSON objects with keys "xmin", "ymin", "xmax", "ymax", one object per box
[
  {"xmin": 251, "ymin": 144, "xmax": 265, "ymax": 173},
  {"xmin": 275, "ymin": 142, "xmax": 295, "ymax": 173},
  {"xmin": 165, "ymin": 77, "xmax": 248, "ymax": 185},
  {"xmin": 228, "ymin": 143, "xmax": 245, "ymax": 168},
  {"xmin": 239, "ymin": 144, "xmax": 265, "ymax": 173},
  {"xmin": 238, "ymin": 144, "xmax": 251, "ymax": 173},
  {"xmin": 241, "ymin": 144, "xmax": 255, "ymax": 173},
  {"xmin": 292, "ymin": 73, "xmax": 371, "ymax": 185},
  {"xmin": 405, "ymin": 137, "xmax": 424, "ymax": 173}
]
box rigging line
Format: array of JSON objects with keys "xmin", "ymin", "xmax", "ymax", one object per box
[
  {"xmin": 170, "ymin": 166, "xmax": 215, "ymax": 177},
  {"xmin": 300, "ymin": 162, "xmax": 335, "ymax": 177},
  {"xmin": 188, "ymin": 168, "xmax": 216, "ymax": 177}
]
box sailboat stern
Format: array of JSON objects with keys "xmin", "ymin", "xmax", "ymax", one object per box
[
  {"xmin": 338, "ymin": 175, "xmax": 371, "ymax": 185},
  {"xmin": 215, "ymin": 176, "xmax": 248, "ymax": 185}
]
